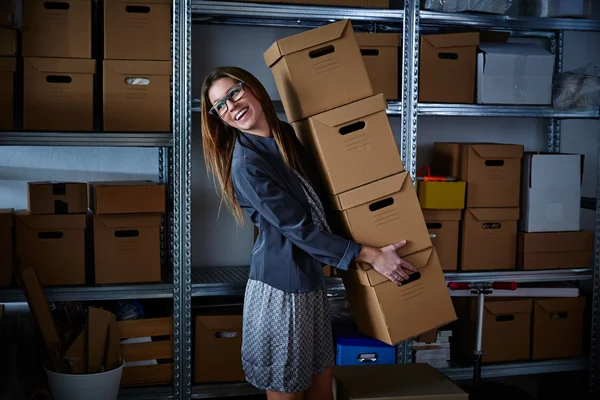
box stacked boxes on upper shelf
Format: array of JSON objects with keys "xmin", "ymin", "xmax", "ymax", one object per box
[
  {"xmin": 265, "ymin": 20, "xmax": 456, "ymax": 346},
  {"xmin": 103, "ymin": 0, "xmax": 172, "ymax": 132}
]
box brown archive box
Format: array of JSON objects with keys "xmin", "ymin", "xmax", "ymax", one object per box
[
  {"xmin": 22, "ymin": 0, "xmax": 92, "ymax": 58},
  {"xmin": 339, "ymin": 247, "xmax": 456, "ymax": 345},
  {"xmin": 16, "ymin": 213, "xmax": 86, "ymax": 286},
  {"xmin": 0, "ymin": 57, "xmax": 15, "ymax": 130},
  {"xmin": 461, "ymin": 208, "xmax": 519, "ymax": 271},
  {"xmin": 419, "ymin": 33, "xmax": 479, "ymax": 104},
  {"xmin": 28, "ymin": 182, "xmax": 88, "ymax": 215},
  {"xmin": 355, "ymin": 32, "xmax": 400, "ymax": 100},
  {"xmin": 24, "ymin": 58, "xmax": 96, "ymax": 132},
  {"xmin": 423, "ymin": 209, "xmax": 461, "ymax": 271},
  {"xmin": 93, "ymin": 214, "xmax": 161, "ymax": 284},
  {"xmin": 103, "ymin": 60, "xmax": 172, "ymax": 132},
  {"xmin": 329, "ymin": 172, "xmax": 432, "ymax": 260},
  {"xmin": 264, "ymin": 19, "xmax": 373, "ymax": 123},
  {"xmin": 104, "ymin": 0, "xmax": 172, "ymax": 61},
  {"xmin": 194, "ymin": 315, "xmax": 245, "ymax": 383},
  {"xmin": 531, "ymin": 297, "xmax": 585, "ymax": 360},
  {"xmin": 518, "ymin": 231, "xmax": 593, "ymax": 270},
  {"xmin": 0, "ymin": 209, "xmax": 14, "ymax": 287},
  {"xmin": 434, "ymin": 143, "xmax": 524, "ymax": 208},
  {"xmin": 89, "ymin": 181, "xmax": 165, "ymax": 214},
  {"xmin": 293, "ymin": 94, "xmax": 404, "ymax": 195},
  {"xmin": 0, "ymin": 28, "xmax": 16, "ymax": 56}
]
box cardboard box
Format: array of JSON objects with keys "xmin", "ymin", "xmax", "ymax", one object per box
[
  {"xmin": 16, "ymin": 213, "xmax": 86, "ymax": 286},
  {"xmin": 335, "ymin": 330, "xmax": 396, "ymax": 366},
  {"xmin": 417, "ymin": 180, "xmax": 466, "ymax": 209},
  {"xmin": 461, "ymin": 208, "xmax": 519, "ymax": 271},
  {"xmin": 0, "ymin": 28, "xmax": 16, "ymax": 56},
  {"xmin": 532, "ymin": 297, "xmax": 585, "ymax": 360},
  {"xmin": 24, "ymin": 58, "xmax": 96, "ymax": 132},
  {"xmin": 293, "ymin": 94, "xmax": 404, "ymax": 195},
  {"xmin": 0, "ymin": 209, "xmax": 13, "ymax": 287},
  {"xmin": 104, "ymin": 0, "xmax": 172, "ymax": 61},
  {"xmin": 0, "ymin": 57, "xmax": 15, "ymax": 130},
  {"xmin": 194, "ymin": 315, "xmax": 245, "ymax": 383},
  {"xmin": 103, "ymin": 60, "xmax": 172, "ymax": 132},
  {"xmin": 233, "ymin": 0, "xmax": 389, "ymax": 7},
  {"xmin": 0, "ymin": 0, "xmax": 14, "ymax": 27},
  {"xmin": 22, "ymin": 0, "xmax": 92, "ymax": 58},
  {"xmin": 333, "ymin": 362, "xmax": 468, "ymax": 400},
  {"xmin": 518, "ymin": 231, "xmax": 593, "ymax": 270},
  {"xmin": 323, "ymin": 265, "xmax": 332, "ymax": 277},
  {"xmin": 93, "ymin": 214, "xmax": 161, "ymax": 284},
  {"xmin": 329, "ymin": 172, "xmax": 432, "ymax": 260},
  {"xmin": 433, "ymin": 143, "xmax": 524, "ymax": 208},
  {"xmin": 339, "ymin": 247, "xmax": 456, "ymax": 345},
  {"xmin": 265, "ymin": 20, "xmax": 373, "ymax": 123},
  {"xmin": 423, "ymin": 209, "xmax": 461, "ymax": 271},
  {"xmin": 355, "ymin": 32, "xmax": 400, "ymax": 100},
  {"xmin": 419, "ymin": 33, "xmax": 479, "ymax": 104},
  {"xmin": 520, "ymin": 152, "xmax": 583, "ymax": 233},
  {"xmin": 89, "ymin": 181, "xmax": 166, "ymax": 214},
  {"xmin": 28, "ymin": 182, "xmax": 88, "ymax": 215},
  {"xmin": 477, "ymin": 43, "xmax": 555, "ymax": 105}
]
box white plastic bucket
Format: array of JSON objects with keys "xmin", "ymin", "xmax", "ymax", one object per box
[{"xmin": 45, "ymin": 363, "xmax": 124, "ymax": 400}]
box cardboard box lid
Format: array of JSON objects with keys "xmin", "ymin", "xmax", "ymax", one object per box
[
  {"xmin": 0, "ymin": 56, "xmax": 15, "ymax": 72},
  {"xmin": 104, "ymin": 60, "xmax": 173, "ymax": 76},
  {"xmin": 196, "ymin": 315, "xmax": 242, "ymax": 330},
  {"xmin": 17, "ymin": 212, "xmax": 86, "ymax": 230},
  {"xmin": 90, "ymin": 180, "xmax": 163, "ymax": 188},
  {"xmin": 423, "ymin": 32, "xmax": 480, "ymax": 49},
  {"xmin": 29, "ymin": 181, "xmax": 86, "ymax": 187},
  {"xmin": 355, "ymin": 246, "xmax": 434, "ymax": 287},
  {"xmin": 479, "ymin": 42, "xmax": 554, "ymax": 76},
  {"xmin": 519, "ymin": 231, "xmax": 594, "ymax": 253},
  {"xmin": 355, "ymin": 32, "xmax": 401, "ymax": 47},
  {"xmin": 334, "ymin": 363, "xmax": 467, "ymax": 399},
  {"xmin": 467, "ymin": 207, "xmax": 520, "ymax": 222},
  {"xmin": 0, "ymin": 208, "xmax": 14, "ymax": 227},
  {"xmin": 524, "ymin": 152, "xmax": 584, "ymax": 186},
  {"xmin": 25, "ymin": 57, "xmax": 96, "ymax": 74},
  {"xmin": 484, "ymin": 299, "xmax": 532, "ymax": 315},
  {"xmin": 264, "ymin": 19, "xmax": 351, "ymax": 67},
  {"xmin": 467, "ymin": 143, "xmax": 524, "ymax": 159},
  {"xmin": 311, "ymin": 93, "xmax": 387, "ymax": 127},
  {"xmin": 330, "ymin": 172, "xmax": 406, "ymax": 211},
  {"xmin": 537, "ymin": 297, "xmax": 586, "ymax": 313},
  {"xmin": 95, "ymin": 214, "xmax": 162, "ymax": 229},
  {"xmin": 422, "ymin": 209, "xmax": 462, "ymax": 221}
]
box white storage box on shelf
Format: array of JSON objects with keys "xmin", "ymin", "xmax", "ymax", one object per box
[
  {"xmin": 519, "ymin": 0, "xmax": 592, "ymax": 18},
  {"xmin": 423, "ymin": 0, "xmax": 510, "ymax": 14}
]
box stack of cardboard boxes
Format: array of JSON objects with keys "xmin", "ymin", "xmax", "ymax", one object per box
[{"xmin": 265, "ymin": 20, "xmax": 456, "ymax": 346}]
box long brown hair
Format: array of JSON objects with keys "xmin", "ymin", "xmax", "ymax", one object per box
[{"xmin": 201, "ymin": 66, "xmax": 307, "ymax": 226}]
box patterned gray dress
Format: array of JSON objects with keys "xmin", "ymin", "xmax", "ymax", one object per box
[{"xmin": 241, "ymin": 170, "xmax": 335, "ymax": 393}]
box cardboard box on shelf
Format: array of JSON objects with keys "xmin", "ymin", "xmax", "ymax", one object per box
[
  {"xmin": 22, "ymin": 0, "xmax": 92, "ymax": 58},
  {"xmin": 433, "ymin": 143, "xmax": 524, "ymax": 208},
  {"xmin": 103, "ymin": 60, "xmax": 172, "ymax": 132},
  {"xmin": 194, "ymin": 315, "xmax": 245, "ymax": 383},
  {"xmin": 419, "ymin": 32, "xmax": 480, "ymax": 104},
  {"xmin": 329, "ymin": 172, "xmax": 432, "ymax": 260},
  {"xmin": 520, "ymin": 152, "xmax": 583, "ymax": 233},
  {"xmin": 93, "ymin": 214, "xmax": 161, "ymax": 284},
  {"xmin": 461, "ymin": 207, "xmax": 519, "ymax": 271},
  {"xmin": 104, "ymin": 0, "xmax": 172, "ymax": 61},
  {"xmin": 232, "ymin": 0, "xmax": 389, "ymax": 7},
  {"xmin": 423, "ymin": 209, "xmax": 461, "ymax": 271},
  {"xmin": 0, "ymin": 209, "xmax": 13, "ymax": 287},
  {"xmin": 16, "ymin": 212, "xmax": 86, "ymax": 286},
  {"xmin": 518, "ymin": 231, "xmax": 593, "ymax": 270},
  {"xmin": 293, "ymin": 94, "xmax": 404, "ymax": 195},
  {"xmin": 0, "ymin": 0, "xmax": 14, "ymax": 28},
  {"xmin": 417, "ymin": 180, "xmax": 466, "ymax": 210},
  {"xmin": 24, "ymin": 57, "xmax": 96, "ymax": 132},
  {"xmin": 0, "ymin": 28, "xmax": 16, "ymax": 56},
  {"xmin": 0, "ymin": 57, "xmax": 15, "ymax": 130},
  {"xmin": 338, "ymin": 247, "xmax": 456, "ymax": 345},
  {"xmin": 355, "ymin": 32, "xmax": 400, "ymax": 100},
  {"xmin": 531, "ymin": 297, "xmax": 585, "ymax": 360},
  {"xmin": 477, "ymin": 42, "xmax": 555, "ymax": 105},
  {"xmin": 333, "ymin": 362, "xmax": 468, "ymax": 400},
  {"xmin": 264, "ymin": 19, "xmax": 373, "ymax": 123},
  {"xmin": 89, "ymin": 181, "xmax": 166, "ymax": 215},
  {"xmin": 28, "ymin": 182, "xmax": 88, "ymax": 215}
]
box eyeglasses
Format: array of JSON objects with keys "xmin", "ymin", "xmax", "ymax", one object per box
[{"xmin": 209, "ymin": 82, "xmax": 246, "ymax": 118}]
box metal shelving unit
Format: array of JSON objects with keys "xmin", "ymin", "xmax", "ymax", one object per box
[{"xmin": 0, "ymin": 132, "xmax": 173, "ymax": 147}]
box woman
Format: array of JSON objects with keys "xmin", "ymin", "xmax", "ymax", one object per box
[{"xmin": 200, "ymin": 66, "xmax": 415, "ymax": 400}]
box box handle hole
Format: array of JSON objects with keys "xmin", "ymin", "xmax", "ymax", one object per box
[
  {"xmin": 360, "ymin": 49, "xmax": 380, "ymax": 56},
  {"xmin": 339, "ymin": 121, "xmax": 366, "ymax": 136},
  {"xmin": 215, "ymin": 331, "xmax": 239, "ymax": 338},
  {"xmin": 485, "ymin": 160, "xmax": 504, "ymax": 167},
  {"xmin": 46, "ymin": 76, "xmax": 72, "ymax": 84},
  {"xmin": 550, "ymin": 312, "xmax": 568, "ymax": 319},
  {"xmin": 125, "ymin": 77, "xmax": 150, "ymax": 85},
  {"xmin": 115, "ymin": 230, "xmax": 140, "ymax": 238},
  {"xmin": 438, "ymin": 52, "xmax": 458, "ymax": 60},
  {"xmin": 482, "ymin": 222, "xmax": 502, "ymax": 229},
  {"xmin": 357, "ymin": 353, "xmax": 378, "ymax": 363},
  {"xmin": 51, "ymin": 183, "xmax": 67, "ymax": 196},
  {"xmin": 309, "ymin": 45, "xmax": 335, "ymax": 59},
  {"xmin": 54, "ymin": 200, "xmax": 68, "ymax": 214},
  {"xmin": 400, "ymin": 271, "xmax": 421, "ymax": 286},
  {"xmin": 44, "ymin": 2, "xmax": 70, "ymax": 10},
  {"xmin": 495, "ymin": 315, "xmax": 515, "ymax": 322},
  {"xmin": 369, "ymin": 197, "xmax": 394, "ymax": 212},
  {"xmin": 38, "ymin": 232, "xmax": 64, "ymax": 239},
  {"xmin": 125, "ymin": 5, "xmax": 151, "ymax": 13},
  {"xmin": 426, "ymin": 222, "xmax": 443, "ymax": 230}
]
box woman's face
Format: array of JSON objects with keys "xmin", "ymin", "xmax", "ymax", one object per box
[{"xmin": 208, "ymin": 77, "xmax": 265, "ymax": 132}]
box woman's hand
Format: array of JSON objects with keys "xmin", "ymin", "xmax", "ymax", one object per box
[{"xmin": 357, "ymin": 240, "xmax": 417, "ymax": 285}]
